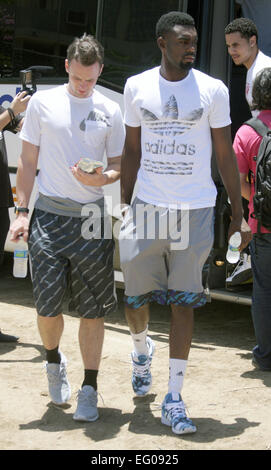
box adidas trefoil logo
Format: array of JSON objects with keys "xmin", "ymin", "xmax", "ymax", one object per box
[{"xmin": 140, "ymin": 94, "xmax": 203, "ymax": 137}]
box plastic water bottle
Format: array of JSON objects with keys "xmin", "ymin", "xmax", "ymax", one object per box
[
  {"xmin": 226, "ymin": 231, "xmax": 241, "ymax": 264},
  {"xmin": 13, "ymin": 237, "xmax": 28, "ymax": 278}
]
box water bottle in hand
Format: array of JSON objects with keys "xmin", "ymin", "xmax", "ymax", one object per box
[
  {"xmin": 226, "ymin": 231, "xmax": 241, "ymax": 264},
  {"xmin": 13, "ymin": 237, "xmax": 28, "ymax": 278}
]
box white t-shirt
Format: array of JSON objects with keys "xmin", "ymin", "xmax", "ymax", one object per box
[
  {"xmin": 20, "ymin": 84, "xmax": 125, "ymax": 203},
  {"xmin": 124, "ymin": 66, "xmax": 231, "ymax": 209},
  {"xmin": 246, "ymin": 50, "xmax": 271, "ymax": 117}
]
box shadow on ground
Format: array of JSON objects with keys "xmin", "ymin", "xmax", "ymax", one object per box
[
  {"xmin": 0, "ymin": 254, "xmax": 254, "ymax": 353},
  {"xmin": 18, "ymin": 392, "xmax": 260, "ymax": 444}
]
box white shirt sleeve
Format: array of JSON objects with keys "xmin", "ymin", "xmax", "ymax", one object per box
[
  {"xmin": 123, "ymin": 80, "xmax": 141, "ymax": 127},
  {"xmin": 20, "ymin": 94, "xmax": 41, "ymax": 146},
  {"xmin": 209, "ymin": 82, "xmax": 232, "ymax": 129},
  {"xmin": 105, "ymin": 105, "xmax": 125, "ymax": 158}
]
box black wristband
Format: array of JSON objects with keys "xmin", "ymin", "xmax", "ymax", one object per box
[
  {"xmin": 14, "ymin": 207, "xmax": 29, "ymax": 215},
  {"xmin": 7, "ymin": 107, "xmax": 16, "ymax": 126}
]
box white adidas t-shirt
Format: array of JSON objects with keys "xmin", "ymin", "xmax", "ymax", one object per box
[
  {"xmin": 246, "ymin": 50, "xmax": 271, "ymax": 117},
  {"xmin": 20, "ymin": 84, "xmax": 125, "ymax": 203},
  {"xmin": 124, "ymin": 66, "xmax": 231, "ymax": 209}
]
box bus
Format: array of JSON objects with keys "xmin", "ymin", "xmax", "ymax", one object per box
[{"xmin": 1, "ymin": 0, "xmax": 266, "ymax": 304}]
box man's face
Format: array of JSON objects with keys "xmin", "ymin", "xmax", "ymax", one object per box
[
  {"xmin": 65, "ymin": 59, "xmax": 103, "ymax": 98},
  {"xmin": 225, "ymin": 31, "xmax": 256, "ymax": 68},
  {"xmin": 161, "ymin": 25, "xmax": 198, "ymax": 72}
]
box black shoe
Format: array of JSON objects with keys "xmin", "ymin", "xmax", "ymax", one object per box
[
  {"xmin": 0, "ymin": 331, "xmax": 19, "ymax": 343},
  {"xmin": 252, "ymin": 357, "xmax": 271, "ymax": 371}
]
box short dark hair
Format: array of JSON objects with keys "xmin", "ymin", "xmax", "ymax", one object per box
[
  {"xmin": 251, "ymin": 67, "xmax": 271, "ymax": 111},
  {"xmin": 224, "ymin": 17, "xmax": 258, "ymax": 43},
  {"xmin": 156, "ymin": 11, "xmax": 195, "ymax": 38},
  {"xmin": 67, "ymin": 33, "xmax": 104, "ymax": 66}
]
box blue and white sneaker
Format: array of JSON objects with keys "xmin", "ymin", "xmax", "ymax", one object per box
[
  {"xmin": 131, "ymin": 337, "xmax": 155, "ymax": 396},
  {"xmin": 161, "ymin": 392, "xmax": 197, "ymax": 435}
]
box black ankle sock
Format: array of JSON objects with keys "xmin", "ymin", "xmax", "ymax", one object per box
[
  {"xmin": 46, "ymin": 346, "xmax": 61, "ymax": 364},
  {"xmin": 82, "ymin": 369, "xmax": 98, "ymax": 391}
]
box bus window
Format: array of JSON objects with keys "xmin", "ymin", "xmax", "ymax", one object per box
[
  {"xmin": 0, "ymin": 0, "xmax": 15, "ymax": 78},
  {"xmin": 0, "ymin": 0, "xmax": 98, "ymax": 80},
  {"xmin": 99, "ymin": 0, "xmax": 179, "ymax": 91},
  {"xmin": 99, "ymin": 0, "xmax": 209, "ymax": 91}
]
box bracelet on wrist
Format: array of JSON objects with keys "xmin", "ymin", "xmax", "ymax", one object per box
[
  {"xmin": 7, "ymin": 108, "xmax": 16, "ymax": 126},
  {"xmin": 14, "ymin": 206, "xmax": 29, "ymax": 215}
]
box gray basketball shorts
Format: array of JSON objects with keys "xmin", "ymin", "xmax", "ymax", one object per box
[
  {"xmin": 28, "ymin": 209, "xmax": 116, "ymax": 318},
  {"xmin": 119, "ymin": 198, "xmax": 214, "ymax": 308}
]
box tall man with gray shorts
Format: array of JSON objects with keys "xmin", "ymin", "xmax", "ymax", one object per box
[
  {"xmin": 120, "ymin": 11, "xmax": 251, "ymax": 435},
  {"xmin": 10, "ymin": 34, "xmax": 125, "ymax": 421}
]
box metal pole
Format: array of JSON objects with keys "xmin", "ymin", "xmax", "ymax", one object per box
[
  {"xmin": 227, "ymin": 0, "xmax": 236, "ymax": 87},
  {"xmin": 179, "ymin": 0, "xmax": 188, "ymax": 13},
  {"xmin": 95, "ymin": 0, "xmax": 104, "ymax": 41}
]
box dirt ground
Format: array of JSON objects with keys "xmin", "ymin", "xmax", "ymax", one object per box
[{"xmin": 0, "ymin": 255, "xmax": 271, "ymax": 452}]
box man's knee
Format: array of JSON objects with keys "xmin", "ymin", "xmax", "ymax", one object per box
[{"xmin": 80, "ymin": 316, "xmax": 104, "ymax": 329}]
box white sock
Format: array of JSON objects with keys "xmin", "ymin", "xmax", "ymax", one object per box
[
  {"xmin": 131, "ymin": 326, "xmax": 149, "ymax": 356},
  {"xmin": 168, "ymin": 358, "xmax": 187, "ymax": 395}
]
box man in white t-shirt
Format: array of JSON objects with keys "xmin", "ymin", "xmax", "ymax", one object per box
[
  {"xmin": 225, "ymin": 17, "xmax": 271, "ymax": 285},
  {"xmin": 120, "ymin": 11, "xmax": 251, "ymax": 435},
  {"xmin": 225, "ymin": 17, "xmax": 271, "ymax": 117},
  {"xmin": 9, "ymin": 34, "xmax": 125, "ymax": 422}
]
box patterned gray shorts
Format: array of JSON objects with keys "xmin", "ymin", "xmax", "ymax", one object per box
[
  {"xmin": 119, "ymin": 198, "xmax": 214, "ymax": 304},
  {"xmin": 28, "ymin": 209, "xmax": 116, "ymax": 318}
]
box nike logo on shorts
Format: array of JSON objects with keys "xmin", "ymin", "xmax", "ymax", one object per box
[{"xmin": 103, "ymin": 301, "xmax": 115, "ymax": 309}]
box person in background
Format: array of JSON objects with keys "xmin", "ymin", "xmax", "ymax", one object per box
[
  {"xmin": 224, "ymin": 17, "xmax": 271, "ymax": 286},
  {"xmin": 225, "ymin": 17, "xmax": 271, "ymax": 118},
  {"xmin": 0, "ymin": 91, "xmax": 30, "ymax": 343},
  {"xmin": 233, "ymin": 67, "xmax": 271, "ymax": 371}
]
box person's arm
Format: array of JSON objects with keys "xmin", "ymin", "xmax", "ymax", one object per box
[
  {"xmin": 9, "ymin": 140, "xmax": 39, "ymax": 243},
  {"xmin": 121, "ymin": 125, "xmax": 141, "ymax": 205},
  {"xmin": 211, "ymin": 125, "xmax": 252, "ymax": 250},
  {"xmin": 71, "ymin": 155, "xmax": 121, "ymax": 186},
  {"xmin": 0, "ymin": 91, "xmax": 30, "ymax": 132}
]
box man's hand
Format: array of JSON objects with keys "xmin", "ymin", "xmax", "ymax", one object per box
[
  {"xmin": 9, "ymin": 215, "xmax": 29, "ymax": 243},
  {"xmin": 71, "ymin": 164, "xmax": 107, "ymax": 186},
  {"xmin": 239, "ymin": 217, "xmax": 253, "ymax": 251},
  {"xmin": 71, "ymin": 156, "xmax": 120, "ymax": 186},
  {"xmin": 228, "ymin": 217, "xmax": 252, "ymax": 252},
  {"xmin": 120, "ymin": 203, "xmax": 131, "ymax": 220}
]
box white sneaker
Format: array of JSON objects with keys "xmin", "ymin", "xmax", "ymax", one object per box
[
  {"xmin": 161, "ymin": 392, "xmax": 197, "ymax": 435},
  {"xmin": 73, "ymin": 385, "xmax": 99, "ymax": 422},
  {"xmin": 46, "ymin": 352, "xmax": 71, "ymax": 405},
  {"xmin": 131, "ymin": 337, "xmax": 155, "ymax": 396},
  {"xmin": 226, "ymin": 253, "xmax": 252, "ymax": 286}
]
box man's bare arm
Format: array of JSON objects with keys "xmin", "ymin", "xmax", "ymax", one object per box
[
  {"xmin": 211, "ymin": 126, "xmax": 252, "ymax": 250},
  {"xmin": 121, "ymin": 125, "xmax": 141, "ymax": 205},
  {"xmin": 0, "ymin": 91, "xmax": 30, "ymax": 132},
  {"xmin": 9, "ymin": 140, "xmax": 39, "ymax": 242}
]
